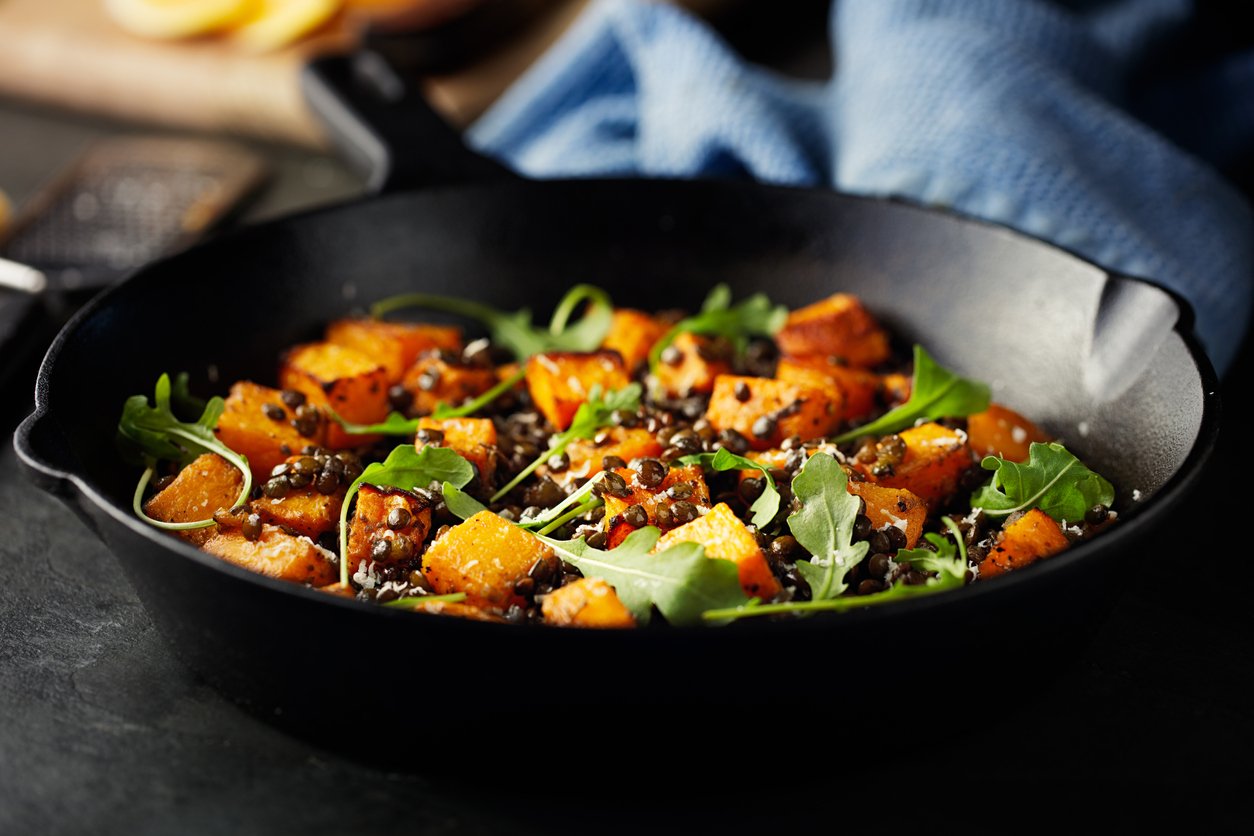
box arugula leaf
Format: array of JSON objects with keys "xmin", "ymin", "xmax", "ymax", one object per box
[
  {"xmin": 370, "ymin": 284, "xmax": 613, "ymax": 361},
  {"xmin": 971, "ymin": 441, "xmax": 1115, "ymax": 523},
  {"xmin": 444, "ymin": 475, "xmax": 607, "ymax": 536},
  {"xmin": 647, "ymin": 283, "xmax": 788, "ymax": 370},
  {"xmin": 330, "ymin": 367, "xmax": 529, "ymax": 435},
  {"xmin": 338, "ymin": 445, "xmax": 476, "ymax": 584},
  {"xmin": 832, "ymin": 345, "xmax": 990, "ymax": 443},
  {"xmin": 489, "ymin": 382, "xmax": 642, "ymax": 502},
  {"xmin": 678, "ymin": 448, "xmax": 780, "ymax": 528},
  {"xmin": 535, "ymin": 527, "xmax": 750, "ymax": 626},
  {"xmin": 442, "ymin": 481, "xmax": 489, "ymax": 521},
  {"xmin": 118, "ymin": 373, "xmax": 252, "ymax": 531},
  {"xmin": 702, "ymin": 517, "xmax": 969, "ymax": 621},
  {"xmin": 785, "ymin": 452, "xmax": 869, "ymax": 600}
]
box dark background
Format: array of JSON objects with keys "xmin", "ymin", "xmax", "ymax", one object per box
[{"xmin": 2, "ymin": 2, "xmax": 1252, "ymax": 833}]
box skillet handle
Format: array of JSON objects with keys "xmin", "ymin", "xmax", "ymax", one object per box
[
  {"xmin": 13, "ymin": 409, "xmax": 106, "ymax": 540},
  {"xmin": 301, "ymin": 50, "xmax": 516, "ymax": 195}
]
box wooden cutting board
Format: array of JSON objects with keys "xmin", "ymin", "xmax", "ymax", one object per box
[{"xmin": 0, "ymin": 0, "xmax": 592, "ymax": 149}]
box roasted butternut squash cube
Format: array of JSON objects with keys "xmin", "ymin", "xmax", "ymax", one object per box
[
  {"xmin": 654, "ymin": 503, "xmax": 780, "ymax": 600},
  {"xmin": 201, "ymin": 524, "xmax": 338, "ymax": 586},
  {"xmin": 326, "ymin": 318, "xmax": 462, "ymax": 383},
  {"xmin": 249, "ymin": 455, "xmax": 346, "ymax": 540},
  {"xmin": 416, "ymin": 416, "xmax": 498, "ymax": 485},
  {"xmin": 280, "ymin": 341, "xmax": 389, "ymax": 449},
  {"xmin": 979, "ymin": 508, "xmax": 1070, "ymax": 579},
  {"xmin": 541, "ymin": 578, "xmax": 636, "ymax": 628},
  {"xmin": 401, "ymin": 353, "xmax": 500, "ymax": 417},
  {"xmin": 650, "ymin": 332, "xmax": 732, "ymax": 398},
  {"xmin": 601, "ymin": 308, "xmax": 669, "ymax": 372},
  {"xmin": 967, "ymin": 403, "xmax": 1052, "ymax": 462},
  {"xmin": 602, "ymin": 463, "xmax": 712, "ymax": 548},
  {"xmin": 525, "ymin": 350, "xmax": 630, "ymax": 431},
  {"xmin": 776, "ymin": 292, "xmax": 891, "ymax": 368},
  {"xmin": 857, "ymin": 422, "xmax": 975, "ymax": 509},
  {"xmin": 546, "ymin": 427, "xmax": 664, "ymax": 484},
  {"xmin": 345, "ymin": 484, "xmax": 433, "ymax": 572},
  {"xmin": 215, "ymin": 380, "xmax": 324, "ymax": 482},
  {"xmin": 775, "ymin": 358, "xmax": 886, "ymax": 424},
  {"xmin": 846, "ymin": 481, "xmax": 927, "ymax": 549},
  {"xmin": 705, "ymin": 375, "xmax": 841, "ymax": 451},
  {"xmin": 143, "ymin": 453, "xmax": 245, "ymax": 546},
  {"xmin": 422, "ymin": 510, "xmax": 558, "ymax": 610}
]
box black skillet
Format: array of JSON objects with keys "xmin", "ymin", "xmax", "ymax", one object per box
[{"xmin": 13, "ymin": 46, "xmax": 1220, "ymax": 765}]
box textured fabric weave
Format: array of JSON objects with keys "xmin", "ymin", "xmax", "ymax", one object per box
[{"xmin": 467, "ymin": 0, "xmax": 1254, "ymax": 376}]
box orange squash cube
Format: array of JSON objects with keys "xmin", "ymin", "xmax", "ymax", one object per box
[
  {"xmin": 857, "ymin": 422, "xmax": 975, "ymax": 509},
  {"xmin": 345, "ymin": 484, "xmax": 433, "ymax": 572},
  {"xmin": 416, "ymin": 416, "xmax": 498, "ymax": 485},
  {"xmin": 541, "ymin": 577, "xmax": 637, "ymax": 628},
  {"xmin": 775, "ymin": 357, "xmax": 890, "ymax": 424},
  {"xmin": 704, "ymin": 375, "xmax": 841, "ymax": 451},
  {"xmin": 601, "ymin": 308, "xmax": 669, "ymax": 372},
  {"xmin": 525, "ymin": 350, "xmax": 630, "ymax": 431},
  {"xmin": 325, "ymin": 318, "xmax": 462, "ymax": 383},
  {"xmin": 979, "ymin": 508, "xmax": 1071, "ymax": 579},
  {"xmin": 422, "ymin": 510, "xmax": 559, "ymax": 610},
  {"xmin": 215, "ymin": 380, "xmax": 325, "ymax": 482},
  {"xmin": 650, "ymin": 332, "xmax": 732, "ymax": 398},
  {"xmin": 250, "ymin": 475, "xmax": 345, "ymax": 541},
  {"xmin": 402, "ymin": 353, "xmax": 501, "ymax": 417},
  {"xmin": 654, "ymin": 503, "xmax": 780, "ymax": 600},
  {"xmin": 776, "ymin": 292, "xmax": 892, "ymax": 368},
  {"xmin": 280, "ymin": 342, "xmax": 389, "ymax": 449},
  {"xmin": 601, "ymin": 463, "xmax": 712, "ymax": 548},
  {"xmin": 143, "ymin": 452, "xmax": 245, "ymax": 546},
  {"xmin": 846, "ymin": 481, "xmax": 927, "ymax": 549},
  {"xmin": 548, "ymin": 427, "xmax": 664, "ymax": 484},
  {"xmin": 201, "ymin": 524, "xmax": 338, "ymax": 586},
  {"xmin": 967, "ymin": 403, "xmax": 1052, "ymax": 462}
]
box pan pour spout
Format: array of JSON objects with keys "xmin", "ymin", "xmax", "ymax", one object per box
[{"xmin": 1083, "ymin": 274, "xmax": 1181, "ymax": 404}]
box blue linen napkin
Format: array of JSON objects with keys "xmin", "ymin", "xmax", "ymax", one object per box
[{"xmin": 466, "ymin": 0, "xmax": 1254, "ymax": 378}]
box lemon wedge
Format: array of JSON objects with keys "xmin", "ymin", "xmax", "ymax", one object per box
[
  {"xmin": 228, "ymin": 0, "xmax": 345, "ymax": 53},
  {"xmin": 104, "ymin": 0, "xmax": 255, "ymax": 40}
]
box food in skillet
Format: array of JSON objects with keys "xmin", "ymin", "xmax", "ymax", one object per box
[{"xmin": 117, "ymin": 285, "xmax": 1118, "ymax": 627}]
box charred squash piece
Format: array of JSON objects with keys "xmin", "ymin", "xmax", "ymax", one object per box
[
  {"xmin": 345, "ymin": 484, "xmax": 433, "ymax": 573},
  {"xmin": 541, "ymin": 577, "xmax": 636, "ymax": 628},
  {"xmin": 601, "ymin": 463, "xmax": 712, "ymax": 548},
  {"xmin": 846, "ymin": 481, "xmax": 927, "ymax": 549},
  {"xmin": 279, "ymin": 341, "xmax": 389, "ymax": 449},
  {"xmin": 215, "ymin": 380, "xmax": 324, "ymax": 482},
  {"xmin": 967, "ymin": 403, "xmax": 1052, "ymax": 462},
  {"xmin": 774, "ymin": 357, "xmax": 899, "ymax": 424},
  {"xmin": 422, "ymin": 510, "xmax": 559, "ymax": 610},
  {"xmin": 201, "ymin": 524, "xmax": 338, "ymax": 586},
  {"xmin": 601, "ymin": 308, "xmax": 670, "ymax": 373},
  {"xmin": 654, "ymin": 502, "xmax": 780, "ymax": 601},
  {"xmin": 776, "ymin": 292, "xmax": 892, "ymax": 368},
  {"xmin": 416, "ymin": 416, "xmax": 498, "ymax": 485},
  {"xmin": 979, "ymin": 508, "xmax": 1070, "ymax": 579},
  {"xmin": 857, "ymin": 422, "xmax": 975, "ymax": 509},
  {"xmin": 705, "ymin": 374, "xmax": 841, "ymax": 451},
  {"xmin": 249, "ymin": 465, "xmax": 345, "ymax": 541},
  {"xmin": 651, "ymin": 332, "xmax": 732, "ymax": 398},
  {"xmin": 142, "ymin": 452, "xmax": 244, "ymax": 546},
  {"xmin": 548, "ymin": 427, "xmax": 664, "ymax": 485},
  {"xmin": 525, "ymin": 350, "xmax": 630, "ymax": 431},
  {"xmin": 325, "ymin": 318, "xmax": 462, "ymax": 383},
  {"xmin": 402, "ymin": 352, "xmax": 500, "ymax": 417}
]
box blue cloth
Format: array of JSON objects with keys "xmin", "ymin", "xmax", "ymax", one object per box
[{"xmin": 467, "ymin": 0, "xmax": 1254, "ymax": 377}]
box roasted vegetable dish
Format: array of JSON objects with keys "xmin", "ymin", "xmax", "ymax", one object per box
[{"xmin": 118, "ymin": 285, "xmax": 1118, "ymax": 627}]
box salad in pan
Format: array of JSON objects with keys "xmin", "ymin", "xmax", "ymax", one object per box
[{"xmin": 117, "ymin": 284, "xmax": 1117, "ymax": 628}]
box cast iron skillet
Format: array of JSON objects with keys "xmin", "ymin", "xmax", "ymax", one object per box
[{"xmin": 14, "ymin": 50, "xmax": 1220, "ymax": 764}]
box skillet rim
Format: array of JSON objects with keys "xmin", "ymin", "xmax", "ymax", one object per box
[{"xmin": 13, "ymin": 176, "xmax": 1223, "ymax": 639}]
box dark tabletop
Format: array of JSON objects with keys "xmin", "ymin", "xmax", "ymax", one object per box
[{"xmin": 3, "ymin": 63, "xmax": 1254, "ymax": 836}]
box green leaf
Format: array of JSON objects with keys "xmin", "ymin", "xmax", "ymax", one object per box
[
  {"xmin": 832, "ymin": 345, "xmax": 990, "ymax": 443},
  {"xmin": 647, "ymin": 284, "xmax": 788, "ymax": 370},
  {"xmin": 442, "ymin": 481, "xmax": 489, "ymax": 521},
  {"xmin": 332, "ymin": 411, "xmax": 421, "ymax": 436},
  {"xmin": 536, "ymin": 527, "xmax": 751, "ymax": 627},
  {"xmin": 118, "ymin": 373, "xmax": 252, "ymax": 532},
  {"xmin": 339, "ymin": 445, "xmax": 476, "ymax": 584},
  {"xmin": 972, "ymin": 441, "xmax": 1115, "ymax": 523},
  {"xmin": 678, "ymin": 448, "xmax": 780, "ymax": 528},
  {"xmin": 370, "ymin": 284, "xmax": 613, "ymax": 362},
  {"xmin": 785, "ymin": 452, "xmax": 869, "ymax": 600}
]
